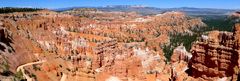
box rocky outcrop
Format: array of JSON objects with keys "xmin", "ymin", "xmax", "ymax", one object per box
[
  {"xmin": 0, "ymin": 23, "xmax": 13, "ymax": 54},
  {"xmin": 234, "ymin": 24, "xmax": 240, "ymax": 69},
  {"xmin": 230, "ymin": 12, "xmax": 240, "ymax": 22},
  {"xmin": 93, "ymin": 39, "xmax": 118, "ymax": 70},
  {"xmin": 188, "ymin": 25, "xmax": 240, "ymax": 80},
  {"xmin": 0, "ymin": 10, "xmax": 207, "ymax": 81},
  {"xmin": 171, "ymin": 44, "xmax": 192, "ymax": 63}
]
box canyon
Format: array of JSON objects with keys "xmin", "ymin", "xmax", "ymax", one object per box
[{"xmin": 0, "ymin": 9, "xmax": 239, "ymax": 81}]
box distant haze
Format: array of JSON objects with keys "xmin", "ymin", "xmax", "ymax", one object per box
[
  {"xmin": 55, "ymin": 5, "xmax": 238, "ymax": 16},
  {"xmin": 0, "ymin": 0, "xmax": 240, "ymax": 9}
]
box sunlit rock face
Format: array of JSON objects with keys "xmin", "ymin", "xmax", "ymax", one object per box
[
  {"xmin": 234, "ymin": 24, "xmax": 240, "ymax": 68},
  {"xmin": 188, "ymin": 24, "xmax": 240, "ymax": 80},
  {"xmin": 171, "ymin": 45, "xmax": 192, "ymax": 63},
  {"xmin": 0, "ymin": 10, "xmax": 210, "ymax": 81}
]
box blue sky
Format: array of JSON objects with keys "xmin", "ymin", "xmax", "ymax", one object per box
[{"xmin": 0, "ymin": 0, "xmax": 239, "ymax": 9}]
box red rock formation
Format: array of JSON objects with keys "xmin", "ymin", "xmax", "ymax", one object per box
[
  {"xmin": 234, "ymin": 24, "xmax": 240, "ymax": 69},
  {"xmin": 0, "ymin": 10, "xmax": 207, "ymax": 81},
  {"xmin": 171, "ymin": 44, "xmax": 192, "ymax": 63},
  {"xmin": 189, "ymin": 29, "xmax": 239, "ymax": 80}
]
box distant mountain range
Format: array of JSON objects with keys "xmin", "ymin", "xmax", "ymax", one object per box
[{"xmin": 54, "ymin": 5, "xmax": 239, "ymax": 15}]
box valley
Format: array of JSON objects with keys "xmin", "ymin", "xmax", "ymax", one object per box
[{"xmin": 0, "ymin": 7, "xmax": 239, "ymax": 81}]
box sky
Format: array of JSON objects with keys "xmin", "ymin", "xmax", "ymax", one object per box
[{"xmin": 0, "ymin": 0, "xmax": 240, "ymax": 9}]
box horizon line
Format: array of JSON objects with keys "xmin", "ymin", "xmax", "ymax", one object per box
[{"xmin": 1, "ymin": 5, "xmax": 239, "ymax": 10}]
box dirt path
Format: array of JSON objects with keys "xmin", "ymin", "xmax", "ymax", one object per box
[{"xmin": 16, "ymin": 60, "xmax": 46, "ymax": 81}]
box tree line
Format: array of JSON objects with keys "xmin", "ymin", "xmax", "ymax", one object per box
[{"xmin": 0, "ymin": 7, "xmax": 43, "ymax": 14}]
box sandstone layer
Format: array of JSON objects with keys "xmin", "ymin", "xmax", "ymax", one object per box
[
  {"xmin": 1, "ymin": 9, "xmax": 233, "ymax": 81},
  {"xmin": 188, "ymin": 24, "xmax": 240, "ymax": 80}
]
